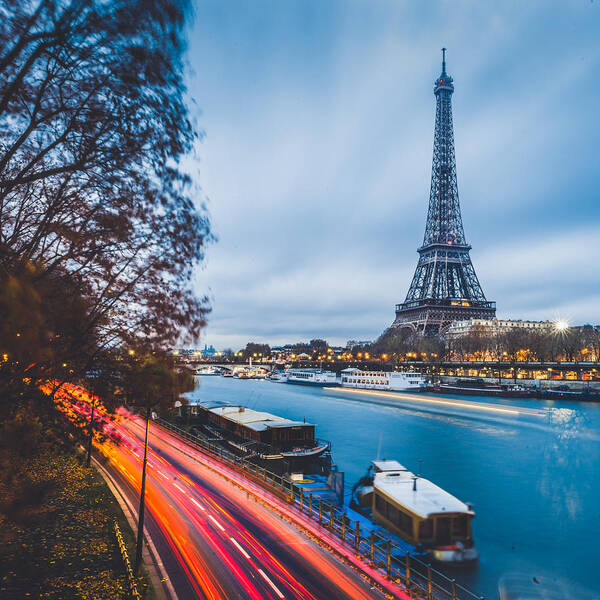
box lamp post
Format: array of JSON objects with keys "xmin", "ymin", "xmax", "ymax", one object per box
[
  {"xmin": 85, "ymin": 369, "xmax": 99, "ymax": 467},
  {"xmin": 135, "ymin": 403, "xmax": 151, "ymax": 574}
]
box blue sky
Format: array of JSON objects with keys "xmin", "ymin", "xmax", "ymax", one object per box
[{"xmin": 185, "ymin": 0, "xmax": 600, "ymax": 350}]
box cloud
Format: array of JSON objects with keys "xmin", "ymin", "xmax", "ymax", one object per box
[{"xmin": 186, "ymin": 1, "xmax": 600, "ymax": 349}]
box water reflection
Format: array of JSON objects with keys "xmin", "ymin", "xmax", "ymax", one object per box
[{"xmin": 188, "ymin": 378, "xmax": 600, "ymax": 599}]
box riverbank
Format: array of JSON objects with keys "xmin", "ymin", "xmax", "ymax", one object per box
[{"xmin": 0, "ymin": 409, "xmax": 154, "ymax": 600}]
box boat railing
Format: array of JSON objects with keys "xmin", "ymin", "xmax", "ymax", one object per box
[
  {"xmin": 154, "ymin": 415, "xmax": 486, "ymax": 600},
  {"xmin": 315, "ymin": 437, "xmax": 331, "ymax": 451}
]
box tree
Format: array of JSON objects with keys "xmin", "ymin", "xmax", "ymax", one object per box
[
  {"xmin": 498, "ymin": 328, "xmax": 532, "ymax": 361},
  {"xmin": 309, "ymin": 339, "xmax": 328, "ymax": 355},
  {"xmin": 0, "ymin": 0, "xmax": 211, "ymax": 402},
  {"xmin": 291, "ymin": 342, "xmax": 311, "ymax": 355},
  {"xmin": 0, "ymin": 261, "xmax": 99, "ymax": 406},
  {"xmin": 373, "ymin": 327, "xmax": 414, "ymax": 358},
  {"xmin": 240, "ymin": 342, "xmax": 271, "ymax": 361}
]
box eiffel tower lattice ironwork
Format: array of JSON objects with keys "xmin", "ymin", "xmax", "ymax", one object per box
[{"xmin": 392, "ymin": 49, "xmax": 496, "ymax": 335}]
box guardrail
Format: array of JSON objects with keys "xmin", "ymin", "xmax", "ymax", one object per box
[
  {"xmin": 114, "ymin": 521, "xmax": 142, "ymax": 600},
  {"xmin": 154, "ymin": 416, "xmax": 485, "ymax": 600}
]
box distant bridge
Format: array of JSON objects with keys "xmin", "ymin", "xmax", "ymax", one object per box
[{"xmin": 183, "ymin": 360, "xmax": 599, "ymax": 384}]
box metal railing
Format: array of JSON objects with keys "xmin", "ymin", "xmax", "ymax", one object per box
[
  {"xmin": 114, "ymin": 521, "xmax": 142, "ymax": 600},
  {"xmin": 154, "ymin": 416, "xmax": 485, "ymax": 600}
]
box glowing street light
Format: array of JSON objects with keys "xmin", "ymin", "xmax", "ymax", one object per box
[{"xmin": 554, "ymin": 319, "xmax": 569, "ymax": 332}]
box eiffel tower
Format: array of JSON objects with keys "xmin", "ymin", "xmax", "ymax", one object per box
[{"xmin": 392, "ymin": 49, "xmax": 495, "ymax": 335}]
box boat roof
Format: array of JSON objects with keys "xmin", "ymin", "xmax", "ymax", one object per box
[
  {"xmin": 341, "ymin": 368, "xmax": 422, "ymax": 376},
  {"xmin": 192, "ymin": 399, "xmax": 230, "ymax": 409},
  {"xmin": 374, "ymin": 470, "xmax": 473, "ymax": 519},
  {"xmin": 288, "ymin": 368, "xmax": 335, "ymax": 374},
  {"xmin": 372, "ymin": 459, "xmax": 407, "ymax": 472},
  {"xmin": 208, "ymin": 405, "xmax": 312, "ymax": 431}
]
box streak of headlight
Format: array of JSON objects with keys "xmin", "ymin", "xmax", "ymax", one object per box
[
  {"xmin": 258, "ymin": 568, "xmax": 286, "ymax": 599},
  {"xmin": 331, "ymin": 387, "xmax": 528, "ymax": 415},
  {"xmin": 230, "ymin": 537, "xmax": 251, "ymax": 559}
]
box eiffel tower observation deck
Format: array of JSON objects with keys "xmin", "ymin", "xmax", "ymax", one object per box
[{"xmin": 392, "ymin": 49, "xmax": 496, "ymax": 335}]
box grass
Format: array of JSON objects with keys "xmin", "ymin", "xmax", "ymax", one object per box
[{"xmin": 0, "ymin": 409, "xmax": 154, "ymax": 600}]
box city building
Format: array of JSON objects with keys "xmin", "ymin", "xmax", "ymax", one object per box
[
  {"xmin": 346, "ymin": 340, "xmax": 372, "ymax": 350},
  {"xmin": 446, "ymin": 318, "xmax": 554, "ymax": 340}
]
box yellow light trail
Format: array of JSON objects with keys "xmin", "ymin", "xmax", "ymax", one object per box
[{"xmin": 330, "ymin": 388, "xmax": 547, "ymax": 417}]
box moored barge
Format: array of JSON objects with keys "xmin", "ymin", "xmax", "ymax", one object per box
[
  {"xmin": 352, "ymin": 460, "xmax": 478, "ymax": 564},
  {"xmin": 434, "ymin": 381, "xmax": 534, "ymax": 397},
  {"xmin": 188, "ymin": 400, "xmax": 332, "ymax": 475}
]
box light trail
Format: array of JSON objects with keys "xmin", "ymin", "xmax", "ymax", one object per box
[
  {"xmin": 42, "ymin": 382, "xmax": 404, "ymax": 600},
  {"xmin": 191, "ymin": 497, "xmax": 206, "ymax": 511},
  {"xmin": 208, "ymin": 515, "xmax": 226, "ymax": 532},
  {"xmin": 230, "ymin": 537, "xmax": 251, "ymax": 560},
  {"xmin": 259, "ymin": 568, "xmax": 286, "ymax": 599},
  {"xmin": 330, "ymin": 387, "xmax": 547, "ymax": 416}
]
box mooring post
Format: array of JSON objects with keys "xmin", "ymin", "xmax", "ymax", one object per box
[
  {"xmin": 386, "ymin": 541, "xmax": 391, "ymax": 576},
  {"xmin": 369, "ymin": 532, "xmax": 374, "ymax": 564},
  {"xmin": 355, "ymin": 521, "xmax": 360, "ymax": 551},
  {"xmin": 318, "ymin": 499, "xmax": 322, "ymax": 525},
  {"xmin": 405, "ymin": 553, "xmax": 411, "ymax": 587},
  {"xmin": 427, "ymin": 563, "xmax": 433, "ymax": 600}
]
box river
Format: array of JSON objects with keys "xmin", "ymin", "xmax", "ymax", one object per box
[{"xmin": 186, "ymin": 376, "xmax": 600, "ymax": 599}]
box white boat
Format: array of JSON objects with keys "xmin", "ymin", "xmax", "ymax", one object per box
[
  {"xmin": 233, "ymin": 370, "xmax": 251, "ymax": 379},
  {"xmin": 286, "ymin": 368, "xmax": 338, "ymax": 387},
  {"xmin": 249, "ymin": 370, "xmax": 267, "ymax": 379},
  {"xmin": 267, "ymin": 371, "xmax": 288, "ymax": 382},
  {"xmin": 353, "ymin": 460, "xmax": 478, "ymax": 564},
  {"xmin": 340, "ymin": 368, "xmax": 426, "ymax": 392},
  {"xmin": 195, "ymin": 366, "xmax": 220, "ymax": 376}
]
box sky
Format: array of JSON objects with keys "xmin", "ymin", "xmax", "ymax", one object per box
[{"xmin": 184, "ymin": 0, "xmax": 600, "ymax": 350}]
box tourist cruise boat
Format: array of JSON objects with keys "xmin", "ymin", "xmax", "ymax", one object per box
[
  {"xmin": 352, "ymin": 460, "xmax": 478, "ymax": 564},
  {"xmin": 285, "ymin": 368, "xmax": 338, "ymax": 387},
  {"xmin": 340, "ymin": 368, "xmax": 426, "ymax": 392}
]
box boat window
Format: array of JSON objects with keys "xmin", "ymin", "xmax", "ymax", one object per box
[
  {"xmin": 452, "ymin": 515, "xmax": 468, "ymax": 538},
  {"xmin": 435, "ymin": 517, "xmax": 452, "ymax": 545},
  {"xmin": 418, "ymin": 519, "xmax": 433, "ymax": 540}
]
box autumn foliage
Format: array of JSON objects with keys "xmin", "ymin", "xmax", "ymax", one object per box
[{"xmin": 0, "ymin": 0, "xmax": 210, "ymax": 400}]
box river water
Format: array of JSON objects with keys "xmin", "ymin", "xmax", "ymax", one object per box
[{"xmin": 187, "ymin": 377, "xmax": 600, "ymax": 599}]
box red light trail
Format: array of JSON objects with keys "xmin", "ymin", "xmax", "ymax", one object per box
[{"xmin": 42, "ymin": 382, "xmax": 413, "ymax": 600}]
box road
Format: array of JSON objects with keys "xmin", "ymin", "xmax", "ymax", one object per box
[{"xmin": 50, "ymin": 385, "xmax": 402, "ymax": 600}]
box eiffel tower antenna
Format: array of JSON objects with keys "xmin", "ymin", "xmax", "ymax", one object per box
[{"xmin": 390, "ymin": 49, "xmax": 496, "ymax": 336}]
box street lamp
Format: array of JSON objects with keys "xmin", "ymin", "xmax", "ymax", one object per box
[
  {"xmin": 85, "ymin": 369, "xmax": 99, "ymax": 467},
  {"xmin": 135, "ymin": 403, "xmax": 151, "ymax": 573},
  {"xmin": 554, "ymin": 319, "xmax": 569, "ymax": 332}
]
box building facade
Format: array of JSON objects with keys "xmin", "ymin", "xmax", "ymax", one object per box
[{"xmin": 446, "ymin": 318, "xmax": 554, "ymax": 340}]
